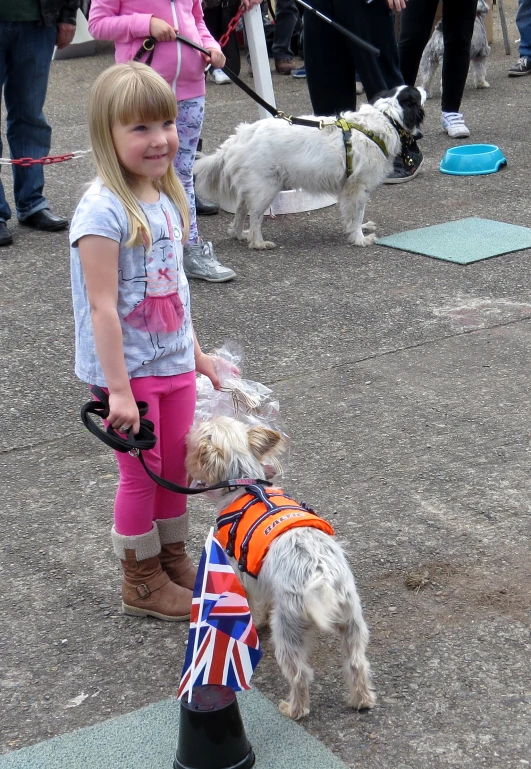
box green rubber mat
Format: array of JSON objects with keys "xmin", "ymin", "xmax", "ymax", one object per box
[
  {"xmin": 0, "ymin": 690, "xmax": 352, "ymax": 769},
  {"xmin": 376, "ymin": 217, "xmax": 531, "ymax": 264}
]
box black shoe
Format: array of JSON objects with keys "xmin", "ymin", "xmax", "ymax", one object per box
[
  {"xmin": 19, "ymin": 209, "xmax": 69, "ymax": 231},
  {"xmin": 384, "ymin": 147, "xmax": 423, "ymax": 184},
  {"xmin": 195, "ymin": 193, "xmax": 219, "ymax": 216},
  {"xmin": 508, "ymin": 56, "xmax": 531, "ymax": 76},
  {"xmin": 0, "ymin": 221, "xmax": 13, "ymax": 246}
]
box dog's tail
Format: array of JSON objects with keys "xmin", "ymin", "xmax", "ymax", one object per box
[
  {"xmin": 194, "ymin": 134, "xmax": 240, "ymax": 204},
  {"xmin": 303, "ymin": 575, "xmax": 343, "ymax": 634}
]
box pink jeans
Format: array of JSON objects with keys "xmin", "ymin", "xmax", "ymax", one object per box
[{"xmin": 101, "ymin": 372, "xmax": 197, "ymax": 536}]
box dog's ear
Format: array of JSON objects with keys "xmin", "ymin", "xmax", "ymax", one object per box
[
  {"xmin": 397, "ymin": 86, "xmax": 426, "ymax": 132},
  {"xmin": 247, "ymin": 426, "xmax": 284, "ymax": 461},
  {"xmin": 189, "ymin": 435, "xmax": 227, "ymax": 484}
]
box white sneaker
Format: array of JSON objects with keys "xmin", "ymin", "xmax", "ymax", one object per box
[
  {"xmin": 183, "ymin": 240, "xmax": 236, "ymax": 283},
  {"xmin": 210, "ymin": 68, "xmax": 231, "ymax": 85},
  {"xmin": 441, "ymin": 112, "xmax": 470, "ymax": 139}
]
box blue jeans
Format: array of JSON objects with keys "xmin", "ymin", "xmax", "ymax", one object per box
[
  {"xmin": 517, "ymin": 0, "xmax": 531, "ymax": 57},
  {"xmin": 0, "ymin": 21, "xmax": 56, "ymax": 222}
]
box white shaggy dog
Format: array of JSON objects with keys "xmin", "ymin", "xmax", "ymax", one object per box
[
  {"xmin": 186, "ymin": 416, "xmax": 376, "ymax": 721},
  {"xmin": 418, "ymin": 0, "xmax": 490, "ymax": 97},
  {"xmin": 194, "ymin": 85, "xmax": 426, "ymax": 249}
]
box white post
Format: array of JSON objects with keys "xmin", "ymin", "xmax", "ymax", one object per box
[{"xmin": 243, "ymin": 5, "xmax": 276, "ymax": 121}]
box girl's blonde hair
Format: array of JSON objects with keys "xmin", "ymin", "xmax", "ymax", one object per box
[{"xmin": 88, "ymin": 62, "xmax": 190, "ymax": 248}]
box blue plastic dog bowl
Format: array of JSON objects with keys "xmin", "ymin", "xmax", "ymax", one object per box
[{"xmin": 440, "ymin": 144, "xmax": 507, "ymax": 176}]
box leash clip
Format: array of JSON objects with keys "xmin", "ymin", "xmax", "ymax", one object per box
[
  {"xmin": 129, "ymin": 448, "xmax": 140, "ymax": 457},
  {"xmin": 276, "ymin": 111, "xmax": 293, "ymax": 125}
]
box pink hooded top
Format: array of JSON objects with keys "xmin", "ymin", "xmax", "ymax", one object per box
[{"xmin": 88, "ymin": 0, "xmax": 221, "ymax": 101}]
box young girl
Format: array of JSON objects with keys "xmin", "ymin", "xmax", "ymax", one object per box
[
  {"xmin": 70, "ymin": 62, "xmax": 221, "ymax": 621},
  {"xmin": 88, "ymin": 0, "xmax": 236, "ymax": 283}
]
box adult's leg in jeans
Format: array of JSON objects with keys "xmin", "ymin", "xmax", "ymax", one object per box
[
  {"xmin": 3, "ymin": 22, "xmax": 56, "ymax": 220},
  {"xmin": 398, "ymin": 0, "xmax": 440, "ymax": 86},
  {"xmin": 304, "ymin": 0, "xmax": 356, "ymax": 115},
  {"xmin": 440, "ymin": 0, "xmax": 476, "ymax": 112},
  {"xmin": 0, "ymin": 23, "xmax": 12, "ymax": 222},
  {"xmin": 272, "ymin": 0, "xmax": 299, "ymax": 61},
  {"xmin": 516, "ymin": 0, "xmax": 531, "ymax": 57},
  {"xmin": 174, "ymin": 96, "xmax": 205, "ymax": 245},
  {"xmin": 153, "ymin": 371, "xmax": 196, "ymax": 520},
  {"xmin": 338, "ymin": 0, "xmax": 403, "ymax": 102}
]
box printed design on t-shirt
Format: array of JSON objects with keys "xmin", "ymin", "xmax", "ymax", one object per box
[{"xmin": 122, "ymin": 206, "xmax": 187, "ymax": 365}]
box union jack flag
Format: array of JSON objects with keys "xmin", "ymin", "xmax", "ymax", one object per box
[{"xmin": 177, "ymin": 529, "xmax": 262, "ymax": 700}]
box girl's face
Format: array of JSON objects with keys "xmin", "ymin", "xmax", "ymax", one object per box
[{"xmin": 111, "ymin": 117, "xmax": 179, "ymax": 183}]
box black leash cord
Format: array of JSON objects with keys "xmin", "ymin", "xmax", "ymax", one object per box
[
  {"xmin": 133, "ymin": 35, "xmax": 323, "ymax": 129},
  {"xmin": 81, "ymin": 386, "xmax": 271, "ymax": 496}
]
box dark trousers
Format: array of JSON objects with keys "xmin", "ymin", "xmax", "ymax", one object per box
[
  {"xmin": 398, "ymin": 0, "xmax": 476, "ymax": 113},
  {"xmin": 203, "ymin": 0, "xmax": 241, "ymax": 75},
  {"xmin": 304, "ymin": 0, "xmax": 403, "ymax": 116},
  {"xmin": 271, "ymin": 0, "xmax": 300, "ymax": 61}
]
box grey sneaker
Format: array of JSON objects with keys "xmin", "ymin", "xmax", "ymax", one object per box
[{"xmin": 183, "ymin": 239, "xmax": 236, "ymax": 283}]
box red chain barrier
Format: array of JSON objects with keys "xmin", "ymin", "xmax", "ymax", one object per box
[
  {"xmin": 0, "ymin": 150, "xmax": 89, "ymax": 167},
  {"xmin": 218, "ymin": 3, "xmax": 247, "ymax": 50}
]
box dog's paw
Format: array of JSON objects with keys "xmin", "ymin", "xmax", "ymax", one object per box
[
  {"xmin": 249, "ymin": 240, "xmax": 276, "ymax": 250},
  {"xmin": 279, "ymin": 700, "xmax": 310, "ymax": 720},
  {"xmin": 476, "ymin": 80, "xmax": 490, "ymax": 89},
  {"xmin": 361, "ymin": 220, "xmax": 376, "ymax": 233},
  {"xmin": 350, "ymin": 232, "xmax": 377, "ymax": 247},
  {"xmin": 227, "ymin": 226, "xmax": 248, "ymax": 241},
  {"xmin": 348, "ymin": 689, "xmax": 377, "ymax": 711}
]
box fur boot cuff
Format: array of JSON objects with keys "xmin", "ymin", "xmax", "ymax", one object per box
[
  {"xmin": 155, "ymin": 513, "xmax": 189, "ymax": 545},
  {"xmin": 111, "ymin": 523, "xmax": 161, "ymax": 561}
]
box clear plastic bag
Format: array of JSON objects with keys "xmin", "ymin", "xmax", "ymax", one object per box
[{"xmin": 195, "ymin": 341, "xmax": 290, "ymax": 472}]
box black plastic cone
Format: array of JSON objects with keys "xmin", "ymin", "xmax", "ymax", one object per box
[{"xmin": 174, "ymin": 684, "xmax": 255, "ymax": 769}]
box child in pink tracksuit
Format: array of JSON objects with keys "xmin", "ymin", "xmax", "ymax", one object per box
[{"xmin": 89, "ymin": 0, "xmax": 236, "ymax": 283}]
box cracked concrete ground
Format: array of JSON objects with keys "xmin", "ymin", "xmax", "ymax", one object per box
[{"xmin": 1, "ymin": 2, "xmax": 530, "ymax": 766}]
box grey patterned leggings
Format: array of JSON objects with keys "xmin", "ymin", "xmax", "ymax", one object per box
[{"xmin": 174, "ymin": 95, "xmax": 205, "ymax": 245}]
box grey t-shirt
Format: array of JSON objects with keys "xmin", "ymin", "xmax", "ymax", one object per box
[{"xmin": 70, "ymin": 180, "xmax": 195, "ymax": 386}]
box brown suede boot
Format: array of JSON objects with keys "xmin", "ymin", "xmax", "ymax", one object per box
[
  {"xmin": 157, "ymin": 514, "xmax": 198, "ymax": 591},
  {"xmin": 111, "ymin": 525, "xmax": 192, "ymax": 621}
]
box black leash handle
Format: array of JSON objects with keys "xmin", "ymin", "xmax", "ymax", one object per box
[{"xmin": 80, "ymin": 386, "xmax": 271, "ymax": 496}]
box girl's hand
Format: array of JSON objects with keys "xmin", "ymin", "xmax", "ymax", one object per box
[
  {"xmin": 387, "ymin": 0, "xmax": 407, "ymax": 10},
  {"xmin": 205, "ymin": 48, "xmax": 226, "ymax": 69},
  {"xmin": 108, "ymin": 391, "xmax": 141, "ymax": 435},
  {"xmin": 149, "ymin": 16, "xmax": 177, "ymax": 41},
  {"xmin": 240, "ymin": 0, "xmax": 263, "ymax": 9},
  {"xmin": 196, "ymin": 352, "xmax": 222, "ymax": 390}
]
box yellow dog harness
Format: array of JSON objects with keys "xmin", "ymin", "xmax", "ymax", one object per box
[
  {"xmin": 335, "ymin": 118, "xmax": 389, "ymax": 177},
  {"xmin": 216, "ymin": 484, "xmax": 335, "ymax": 578}
]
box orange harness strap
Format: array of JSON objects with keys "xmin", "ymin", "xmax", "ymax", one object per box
[{"xmin": 216, "ymin": 484, "xmax": 335, "ymax": 578}]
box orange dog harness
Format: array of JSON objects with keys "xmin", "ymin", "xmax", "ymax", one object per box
[{"xmin": 216, "ymin": 484, "xmax": 335, "ymax": 578}]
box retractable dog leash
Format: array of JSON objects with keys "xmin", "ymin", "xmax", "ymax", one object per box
[{"xmin": 80, "ymin": 385, "xmax": 271, "ymax": 495}]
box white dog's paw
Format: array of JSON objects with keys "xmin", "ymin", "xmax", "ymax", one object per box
[
  {"xmin": 248, "ymin": 240, "xmax": 276, "ymax": 250},
  {"xmin": 350, "ymin": 232, "xmax": 377, "ymax": 247},
  {"xmin": 279, "ymin": 700, "xmax": 310, "ymax": 720},
  {"xmin": 228, "ymin": 227, "xmax": 248, "ymax": 241},
  {"xmin": 476, "ymin": 80, "xmax": 490, "ymax": 88},
  {"xmin": 362, "ymin": 220, "xmax": 376, "ymax": 233}
]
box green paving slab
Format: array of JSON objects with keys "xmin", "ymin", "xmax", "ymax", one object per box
[
  {"xmin": 376, "ymin": 217, "xmax": 531, "ymax": 264},
  {"xmin": 0, "ymin": 689, "xmax": 350, "ymax": 769}
]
